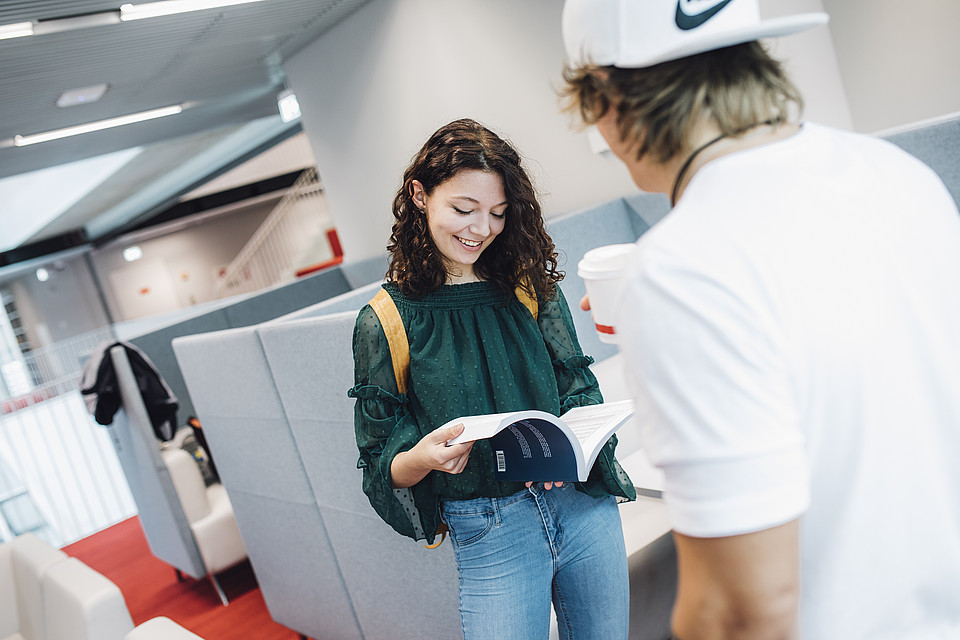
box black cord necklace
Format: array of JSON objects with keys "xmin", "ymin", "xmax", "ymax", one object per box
[
  {"xmin": 670, "ymin": 132, "xmax": 730, "ymax": 206},
  {"xmin": 670, "ymin": 119, "xmax": 777, "ymax": 206}
]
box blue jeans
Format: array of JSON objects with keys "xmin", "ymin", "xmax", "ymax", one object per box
[{"xmin": 440, "ymin": 484, "xmax": 629, "ymax": 640}]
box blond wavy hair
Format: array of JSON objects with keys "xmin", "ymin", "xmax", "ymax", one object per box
[{"xmin": 560, "ymin": 42, "xmax": 804, "ymax": 163}]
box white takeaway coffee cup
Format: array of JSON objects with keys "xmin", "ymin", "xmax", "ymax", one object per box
[{"xmin": 577, "ymin": 243, "xmax": 635, "ymax": 344}]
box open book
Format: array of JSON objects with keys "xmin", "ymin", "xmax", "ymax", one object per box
[{"xmin": 445, "ymin": 400, "xmax": 634, "ymax": 482}]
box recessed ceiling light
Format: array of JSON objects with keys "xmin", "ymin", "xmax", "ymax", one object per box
[
  {"xmin": 123, "ymin": 246, "xmax": 143, "ymax": 262},
  {"xmin": 0, "ymin": 21, "xmax": 34, "ymax": 40},
  {"xmin": 56, "ymin": 83, "xmax": 110, "ymax": 108},
  {"xmin": 13, "ymin": 104, "xmax": 183, "ymax": 147},
  {"xmin": 36, "ymin": 268, "xmax": 50, "ymax": 282},
  {"xmin": 277, "ymin": 90, "xmax": 301, "ymax": 123}
]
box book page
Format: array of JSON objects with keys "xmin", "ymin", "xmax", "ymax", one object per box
[{"xmin": 561, "ymin": 400, "xmax": 634, "ymax": 442}]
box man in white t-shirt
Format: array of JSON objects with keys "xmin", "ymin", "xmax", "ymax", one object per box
[{"xmin": 561, "ymin": 1, "xmax": 960, "ymax": 638}]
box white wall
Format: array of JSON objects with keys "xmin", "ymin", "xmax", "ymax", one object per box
[
  {"xmin": 89, "ymin": 200, "xmax": 275, "ymax": 321},
  {"xmin": 760, "ymin": 0, "xmax": 853, "ymax": 130},
  {"xmin": 822, "ymin": 0, "xmax": 960, "ymax": 133},
  {"xmin": 285, "ymin": 0, "xmax": 855, "ymax": 263},
  {"xmin": 284, "ymin": 0, "xmax": 640, "ymax": 263}
]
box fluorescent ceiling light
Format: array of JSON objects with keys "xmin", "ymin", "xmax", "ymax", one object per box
[
  {"xmin": 120, "ymin": 0, "xmax": 268, "ymax": 21},
  {"xmin": 13, "ymin": 105, "xmax": 182, "ymax": 147},
  {"xmin": 0, "ymin": 21, "xmax": 34, "ymax": 40},
  {"xmin": 57, "ymin": 83, "xmax": 110, "ymax": 108}
]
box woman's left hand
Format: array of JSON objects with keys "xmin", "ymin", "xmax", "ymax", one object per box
[{"xmin": 525, "ymin": 481, "xmax": 564, "ymax": 490}]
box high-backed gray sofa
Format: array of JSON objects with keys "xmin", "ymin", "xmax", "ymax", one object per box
[{"xmin": 169, "ymin": 113, "xmax": 960, "ymax": 640}]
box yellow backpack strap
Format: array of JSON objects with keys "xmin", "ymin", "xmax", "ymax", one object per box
[
  {"xmin": 369, "ymin": 288, "xmax": 410, "ymax": 397},
  {"xmin": 369, "ymin": 288, "xmax": 447, "ymax": 548},
  {"xmin": 515, "ymin": 278, "xmax": 538, "ymax": 319}
]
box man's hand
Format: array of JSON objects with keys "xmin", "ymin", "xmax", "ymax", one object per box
[
  {"xmin": 580, "ymin": 294, "xmax": 591, "ymax": 311},
  {"xmin": 391, "ymin": 424, "xmax": 474, "ymax": 488}
]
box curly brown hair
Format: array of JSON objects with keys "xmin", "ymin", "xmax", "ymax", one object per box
[
  {"xmin": 560, "ymin": 42, "xmax": 803, "ymax": 164},
  {"xmin": 387, "ymin": 118, "xmax": 562, "ymax": 300}
]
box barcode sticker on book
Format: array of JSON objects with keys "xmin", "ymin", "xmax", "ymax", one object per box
[{"xmin": 496, "ymin": 450, "xmax": 506, "ymax": 472}]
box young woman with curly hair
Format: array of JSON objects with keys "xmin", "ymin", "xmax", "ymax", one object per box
[{"xmin": 350, "ymin": 118, "xmax": 635, "ymax": 640}]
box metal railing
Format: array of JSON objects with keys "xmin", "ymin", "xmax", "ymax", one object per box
[
  {"xmin": 0, "ymin": 381, "xmax": 136, "ymax": 546},
  {"xmin": 213, "ymin": 167, "xmax": 335, "ymax": 297},
  {"xmin": 0, "ymin": 327, "xmax": 137, "ymax": 546}
]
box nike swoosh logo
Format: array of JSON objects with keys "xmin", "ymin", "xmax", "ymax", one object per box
[{"xmin": 675, "ymin": 0, "xmax": 735, "ymax": 31}]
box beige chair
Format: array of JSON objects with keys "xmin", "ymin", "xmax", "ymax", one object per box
[{"xmin": 161, "ymin": 447, "xmax": 247, "ymax": 604}]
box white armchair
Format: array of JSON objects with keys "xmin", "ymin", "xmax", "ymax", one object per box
[
  {"xmin": 126, "ymin": 616, "xmax": 206, "ymax": 639},
  {"xmin": 0, "ymin": 533, "xmax": 134, "ymax": 640},
  {"xmin": 161, "ymin": 447, "xmax": 247, "ymax": 604}
]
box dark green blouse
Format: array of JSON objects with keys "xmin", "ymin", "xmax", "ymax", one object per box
[{"xmin": 349, "ymin": 281, "xmax": 635, "ymax": 543}]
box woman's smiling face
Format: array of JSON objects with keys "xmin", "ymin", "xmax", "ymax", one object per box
[{"xmin": 412, "ymin": 169, "xmax": 507, "ymax": 283}]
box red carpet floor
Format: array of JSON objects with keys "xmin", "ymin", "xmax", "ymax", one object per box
[{"xmin": 63, "ymin": 516, "xmax": 301, "ymax": 640}]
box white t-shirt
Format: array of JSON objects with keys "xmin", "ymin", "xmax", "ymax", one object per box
[{"xmin": 619, "ymin": 123, "xmax": 960, "ymax": 638}]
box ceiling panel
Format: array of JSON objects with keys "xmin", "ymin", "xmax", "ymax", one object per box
[{"xmin": 0, "ymin": 0, "xmax": 373, "ymax": 256}]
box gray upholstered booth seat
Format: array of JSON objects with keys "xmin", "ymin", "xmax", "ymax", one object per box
[
  {"xmin": 129, "ymin": 265, "xmax": 354, "ymax": 423},
  {"xmin": 882, "ymin": 113, "xmax": 960, "ymax": 208},
  {"xmin": 258, "ymin": 311, "xmax": 462, "ymax": 640},
  {"xmin": 548, "ymin": 192, "xmax": 670, "ymax": 363},
  {"xmin": 172, "ymin": 327, "xmax": 361, "ymax": 639}
]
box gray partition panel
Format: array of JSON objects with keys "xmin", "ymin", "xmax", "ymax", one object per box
[
  {"xmin": 269, "ymin": 280, "xmax": 383, "ymax": 323},
  {"xmin": 222, "ymin": 267, "xmax": 352, "ymax": 327},
  {"xmin": 883, "ymin": 115, "xmax": 960, "ymax": 209},
  {"xmin": 107, "ymin": 347, "xmax": 206, "ymax": 580},
  {"xmin": 172, "ymin": 327, "xmax": 360, "ymax": 638},
  {"xmin": 258, "ymin": 312, "xmax": 463, "ymax": 640},
  {"xmin": 129, "ymin": 309, "xmax": 232, "ymax": 430}
]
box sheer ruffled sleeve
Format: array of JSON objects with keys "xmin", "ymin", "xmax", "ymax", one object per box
[
  {"xmin": 536, "ymin": 286, "xmax": 604, "ymax": 412},
  {"xmin": 536, "ymin": 287, "xmax": 636, "ymax": 500},
  {"xmin": 348, "ymin": 304, "xmax": 434, "ymax": 541}
]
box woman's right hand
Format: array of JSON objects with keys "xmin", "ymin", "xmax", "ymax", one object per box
[{"xmin": 390, "ymin": 423, "xmax": 475, "ymax": 488}]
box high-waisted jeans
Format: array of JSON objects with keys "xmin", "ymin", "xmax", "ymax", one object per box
[{"xmin": 440, "ymin": 483, "xmax": 629, "ymax": 640}]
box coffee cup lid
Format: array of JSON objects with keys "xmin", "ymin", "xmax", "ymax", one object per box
[{"xmin": 578, "ymin": 243, "xmax": 635, "ymax": 279}]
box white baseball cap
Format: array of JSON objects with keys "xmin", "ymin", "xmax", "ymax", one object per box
[{"xmin": 563, "ymin": 0, "xmax": 829, "ymax": 69}]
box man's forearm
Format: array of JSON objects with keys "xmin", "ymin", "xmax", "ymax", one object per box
[{"xmin": 671, "ymin": 522, "xmax": 800, "ymax": 640}]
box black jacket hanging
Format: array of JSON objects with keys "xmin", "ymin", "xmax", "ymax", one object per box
[{"xmin": 81, "ymin": 341, "xmax": 179, "ymax": 441}]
